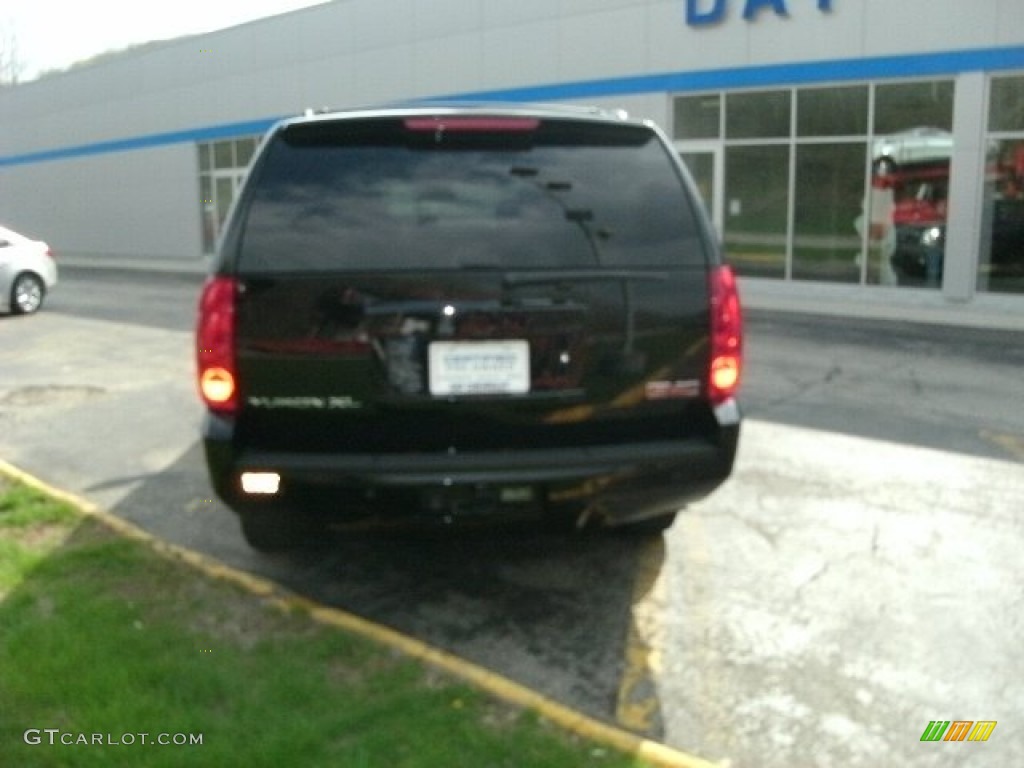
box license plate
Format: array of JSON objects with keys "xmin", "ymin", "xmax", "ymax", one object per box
[{"xmin": 428, "ymin": 340, "xmax": 530, "ymax": 396}]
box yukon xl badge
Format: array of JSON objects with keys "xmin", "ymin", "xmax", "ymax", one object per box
[
  {"xmin": 645, "ymin": 380, "xmax": 701, "ymax": 400},
  {"xmin": 247, "ymin": 396, "xmax": 363, "ymax": 410}
]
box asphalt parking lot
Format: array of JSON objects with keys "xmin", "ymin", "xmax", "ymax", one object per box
[{"xmin": 1, "ymin": 268, "xmax": 1022, "ymax": 767}]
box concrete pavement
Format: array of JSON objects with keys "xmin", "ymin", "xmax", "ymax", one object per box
[{"xmin": 661, "ymin": 420, "xmax": 1023, "ymax": 765}]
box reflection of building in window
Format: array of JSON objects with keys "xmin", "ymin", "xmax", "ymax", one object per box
[
  {"xmin": 892, "ymin": 164, "xmax": 949, "ymax": 225},
  {"xmin": 854, "ymin": 173, "xmax": 896, "ymax": 286},
  {"xmin": 197, "ymin": 136, "xmax": 260, "ymax": 253},
  {"xmin": 994, "ymin": 143, "xmax": 1024, "ymax": 200},
  {"xmin": 886, "ymin": 161, "xmax": 948, "ymax": 287}
]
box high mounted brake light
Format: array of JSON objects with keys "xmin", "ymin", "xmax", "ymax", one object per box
[
  {"xmin": 708, "ymin": 265, "xmax": 743, "ymax": 405},
  {"xmin": 197, "ymin": 276, "xmax": 239, "ymax": 415},
  {"xmin": 403, "ymin": 117, "xmax": 540, "ymax": 133}
]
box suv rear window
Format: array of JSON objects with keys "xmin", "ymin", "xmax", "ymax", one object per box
[{"xmin": 236, "ymin": 117, "xmax": 707, "ymax": 272}]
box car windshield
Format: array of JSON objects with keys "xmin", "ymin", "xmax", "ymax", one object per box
[{"xmin": 236, "ymin": 117, "xmax": 706, "ymax": 272}]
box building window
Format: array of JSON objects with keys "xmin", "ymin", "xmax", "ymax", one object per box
[
  {"xmin": 870, "ymin": 81, "xmax": 954, "ymax": 289},
  {"xmin": 673, "ymin": 94, "xmax": 721, "ymax": 140},
  {"xmin": 793, "ymin": 142, "xmax": 866, "ymax": 283},
  {"xmin": 979, "ymin": 75, "xmax": 1024, "ymax": 295},
  {"xmin": 796, "ymin": 86, "xmax": 870, "ymax": 285},
  {"xmin": 673, "ymin": 79, "xmax": 955, "ymax": 290},
  {"xmin": 213, "ymin": 140, "xmax": 235, "ymax": 169},
  {"xmin": 726, "ymin": 90, "xmax": 791, "ymax": 139},
  {"xmin": 724, "ymin": 145, "xmax": 789, "ymax": 279},
  {"xmin": 197, "ymin": 136, "xmax": 261, "ymax": 254},
  {"xmin": 874, "ymin": 81, "xmax": 954, "ymax": 134},
  {"xmin": 797, "ymin": 85, "xmax": 868, "ymax": 138}
]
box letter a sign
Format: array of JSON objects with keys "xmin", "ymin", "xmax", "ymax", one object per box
[{"xmin": 686, "ymin": 0, "xmax": 833, "ymax": 26}]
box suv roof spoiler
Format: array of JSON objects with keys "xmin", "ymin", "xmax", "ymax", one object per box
[{"xmin": 296, "ymin": 101, "xmax": 631, "ymax": 125}]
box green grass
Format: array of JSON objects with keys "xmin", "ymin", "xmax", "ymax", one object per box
[{"xmin": 0, "ymin": 478, "xmax": 652, "ymax": 767}]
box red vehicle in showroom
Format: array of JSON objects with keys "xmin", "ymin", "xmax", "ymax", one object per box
[
  {"xmin": 889, "ymin": 153, "xmax": 1024, "ymax": 286},
  {"xmin": 889, "ymin": 162, "xmax": 950, "ymax": 286}
]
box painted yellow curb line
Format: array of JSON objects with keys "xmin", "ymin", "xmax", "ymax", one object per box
[
  {"xmin": 980, "ymin": 430, "xmax": 1024, "ymax": 462},
  {"xmin": 0, "ymin": 459, "xmax": 728, "ymax": 768},
  {"xmin": 616, "ymin": 537, "xmax": 667, "ymax": 732}
]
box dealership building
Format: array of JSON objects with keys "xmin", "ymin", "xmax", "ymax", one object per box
[{"xmin": 2, "ymin": 0, "xmax": 1023, "ymax": 320}]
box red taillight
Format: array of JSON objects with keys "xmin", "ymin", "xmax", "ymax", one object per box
[
  {"xmin": 196, "ymin": 276, "xmax": 238, "ymax": 415},
  {"xmin": 708, "ymin": 265, "xmax": 743, "ymax": 405},
  {"xmin": 403, "ymin": 117, "xmax": 540, "ymax": 133}
]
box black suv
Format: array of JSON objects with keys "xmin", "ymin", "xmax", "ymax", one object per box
[{"xmin": 197, "ymin": 104, "xmax": 742, "ymax": 551}]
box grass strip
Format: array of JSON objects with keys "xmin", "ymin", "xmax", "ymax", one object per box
[{"xmin": 0, "ymin": 476, "xmax": 654, "ymax": 767}]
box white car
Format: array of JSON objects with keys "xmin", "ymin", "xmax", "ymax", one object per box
[
  {"xmin": 0, "ymin": 224, "xmax": 58, "ymax": 315},
  {"xmin": 872, "ymin": 127, "xmax": 954, "ymax": 174}
]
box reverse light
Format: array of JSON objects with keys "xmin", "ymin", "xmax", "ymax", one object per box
[
  {"xmin": 241, "ymin": 472, "xmax": 281, "ymax": 495},
  {"xmin": 196, "ymin": 276, "xmax": 239, "ymax": 414},
  {"xmin": 200, "ymin": 367, "xmax": 236, "ymax": 405},
  {"xmin": 708, "ymin": 265, "xmax": 743, "ymax": 405},
  {"xmin": 711, "ymin": 356, "xmax": 740, "ymax": 392}
]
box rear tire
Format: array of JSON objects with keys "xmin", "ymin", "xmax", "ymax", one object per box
[
  {"xmin": 238, "ymin": 506, "xmax": 319, "ymax": 553},
  {"xmin": 11, "ymin": 273, "xmax": 45, "ymax": 315}
]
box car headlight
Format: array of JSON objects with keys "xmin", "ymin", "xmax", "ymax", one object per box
[{"xmin": 921, "ymin": 226, "xmax": 944, "ymax": 247}]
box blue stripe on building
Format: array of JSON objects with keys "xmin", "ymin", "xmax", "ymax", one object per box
[{"xmin": 2, "ymin": 45, "xmax": 1023, "ymax": 169}]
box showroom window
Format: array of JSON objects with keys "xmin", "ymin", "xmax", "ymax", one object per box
[
  {"xmin": 869, "ymin": 81, "xmax": 953, "ymax": 289},
  {"xmin": 794, "ymin": 86, "xmax": 869, "ymax": 283},
  {"xmin": 874, "ymin": 81, "xmax": 954, "ymax": 135},
  {"xmin": 797, "ymin": 86, "xmax": 868, "ymax": 137},
  {"xmin": 793, "ymin": 142, "xmax": 866, "ymax": 283},
  {"xmin": 726, "ymin": 90, "xmax": 791, "ymax": 139},
  {"xmin": 979, "ymin": 74, "xmax": 1024, "ymax": 295},
  {"xmin": 673, "ymin": 79, "xmax": 955, "ymax": 289},
  {"xmin": 673, "ymin": 93, "xmax": 721, "ymax": 140},
  {"xmin": 197, "ymin": 136, "xmax": 260, "ymax": 253},
  {"xmin": 724, "ymin": 145, "xmax": 790, "ymax": 279}
]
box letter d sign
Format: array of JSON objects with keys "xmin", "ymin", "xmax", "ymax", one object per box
[{"xmin": 687, "ymin": 0, "xmax": 727, "ymax": 25}]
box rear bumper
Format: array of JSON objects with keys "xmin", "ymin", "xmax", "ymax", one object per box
[{"xmin": 202, "ymin": 403, "xmax": 740, "ymax": 526}]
